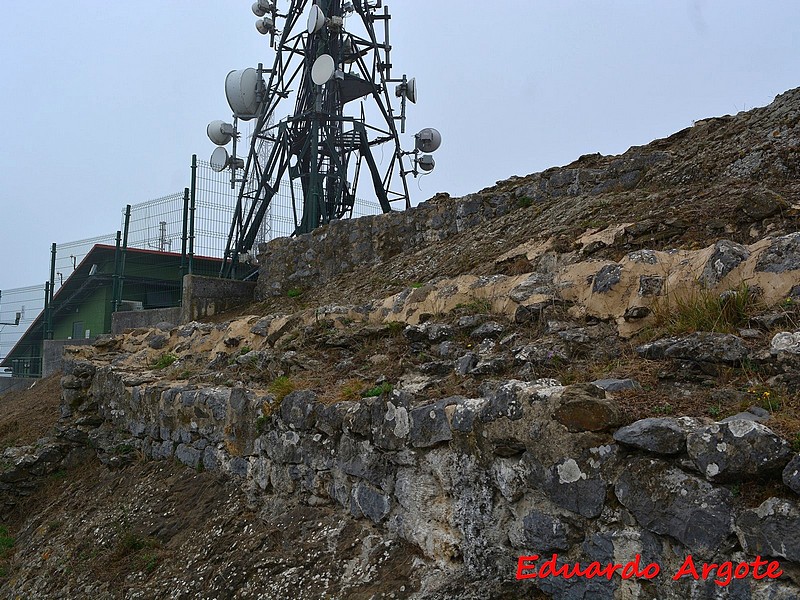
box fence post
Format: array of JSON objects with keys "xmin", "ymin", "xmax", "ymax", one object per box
[
  {"xmin": 43, "ymin": 282, "xmax": 50, "ymax": 341},
  {"xmin": 49, "ymin": 243, "xmax": 56, "ymax": 304},
  {"xmin": 117, "ymin": 205, "xmax": 131, "ymax": 310},
  {"xmin": 111, "ymin": 231, "xmax": 122, "ymax": 313},
  {"xmin": 189, "ymin": 155, "xmax": 197, "ymax": 275}
]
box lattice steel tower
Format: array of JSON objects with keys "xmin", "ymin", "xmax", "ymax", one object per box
[{"xmin": 207, "ymin": 0, "xmax": 441, "ymax": 278}]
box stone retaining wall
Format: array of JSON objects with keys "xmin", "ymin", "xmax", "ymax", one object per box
[
  {"xmin": 56, "ymin": 357, "xmax": 800, "ymax": 599},
  {"xmin": 111, "ymin": 307, "xmax": 182, "ymax": 335},
  {"xmin": 255, "ymin": 193, "xmax": 510, "ymax": 299}
]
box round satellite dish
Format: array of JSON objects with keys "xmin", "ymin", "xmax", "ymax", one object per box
[
  {"xmin": 418, "ymin": 154, "xmax": 435, "ymax": 172},
  {"xmin": 256, "ymin": 16, "xmax": 274, "ymax": 35},
  {"xmin": 252, "ymin": 1, "xmax": 266, "ymax": 17},
  {"xmin": 406, "ymin": 78, "xmax": 417, "ymax": 104},
  {"xmin": 225, "ymin": 68, "xmax": 261, "ymax": 121},
  {"xmin": 311, "ymin": 54, "xmax": 336, "ymax": 86},
  {"xmin": 307, "ymin": 5, "xmax": 326, "ymax": 34},
  {"xmin": 415, "ymin": 127, "xmax": 442, "ymax": 153},
  {"xmin": 207, "ymin": 120, "xmax": 234, "ymax": 146},
  {"xmin": 210, "ymin": 147, "xmax": 230, "ymax": 172}
]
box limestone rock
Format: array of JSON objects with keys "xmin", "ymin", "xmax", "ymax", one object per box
[
  {"xmin": 148, "ymin": 334, "xmax": 169, "ymax": 350},
  {"xmin": 686, "ymin": 420, "xmax": 791, "ymax": 482},
  {"xmin": 699, "ymin": 240, "xmax": 750, "ymax": 287},
  {"xmin": 782, "ymin": 454, "xmax": 800, "ymax": 495},
  {"xmin": 350, "ymin": 481, "xmax": 391, "ymax": 524},
  {"xmin": 553, "ymin": 384, "xmax": 621, "ymax": 433},
  {"xmin": 635, "ymin": 337, "xmax": 681, "ymax": 360},
  {"xmin": 479, "ymin": 380, "xmax": 531, "ymax": 422},
  {"xmin": 663, "ymin": 332, "xmax": 749, "ymax": 364},
  {"xmin": 613, "ymin": 417, "xmax": 691, "ymax": 455},
  {"xmin": 403, "ymin": 323, "xmax": 453, "ymax": 343},
  {"xmin": 520, "ymin": 510, "xmax": 571, "ymax": 552},
  {"xmin": 410, "ymin": 398, "xmax": 457, "ymax": 448},
  {"xmin": 592, "ymin": 263, "xmax": 621, "ymax": 293},
  {"xmin": 755, "ymin": 231, "xmax": 800, "ymax": 273},
  {"xmin": 370, "ymin": 392, "xmax": 411, "ymax": 451},
  {"xmin": 735, "ymin": 497, "xmax": 800, "ymax": 562},
  {"xmin": 529, "ymin": 456, "xmax": 607, "ymax": 518},
  {"xmin": 449, "ymin": 398, "xmax": 487, "ymax": 434},
  {"xmin": 719, "ymin": 406, "xmax": 771, "ymax": 424},
  {"xmin": 508, "ymin": 273, "xmax": 553, "ymax": 303},
  {"xmin": 469, "ymin": 321, "xmax": 505, "ymax": 340},
  {"xmin": 771, "ymin": 331, "xmax": 800, "ymax": 354},
  {"xmin": 614, "ymin": 458, "xmax": 734, "ymax": 555},
  {"xmin": 455, "ymin": 353, "xmax": 478, "ymax": 376},
  {"xmin": 591, "ymin": 378, "xmax": 640, "ymax": 392}
]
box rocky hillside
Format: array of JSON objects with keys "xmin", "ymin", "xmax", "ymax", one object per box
[{"xmin": 1, "ymin": 88, "xmax": 799, "ymax": 599}]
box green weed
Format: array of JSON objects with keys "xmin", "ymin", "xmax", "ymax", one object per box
[
  {"xmin": 0, "ymin": 526, "xmax": 14, "ymax": 558},
  {"xmin": 152, "ymin": 353, "xmax": 178, "ymax": 370},
  {"xmin": 364, "ymin": 382, "xmax": 393, "ymax": 397}
]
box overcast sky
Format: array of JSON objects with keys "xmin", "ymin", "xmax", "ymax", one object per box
[{"xmin": 0, "ymin": 0, "xmax": 798, "ymax": 291}]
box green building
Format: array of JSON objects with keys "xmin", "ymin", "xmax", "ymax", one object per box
[{"xmin": 1, "ymin": 244, "xmax": 221, "ymax": 377}]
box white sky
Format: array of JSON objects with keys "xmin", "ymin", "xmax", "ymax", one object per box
[{"xmin": 0, "ymin": 0, "xmax": 798, "ymax": 291}]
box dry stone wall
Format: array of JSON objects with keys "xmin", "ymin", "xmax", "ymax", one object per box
[
  {"xmin": 53, "ymin": 356, "xmax": 800, "ymax": 599},
  {"xmin": 255, "ymin": 193, "xmax": 512, "ymax": 299}
]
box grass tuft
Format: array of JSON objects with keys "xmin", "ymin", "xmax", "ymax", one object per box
[
  {"xmin": 152, "ymin": 353, "xmax": 178, "ymax": 370},
  {"xmin": 649, "ymin": 282, "xmax": 758, "ymax": 335},
  {"xmin": 364, "ymin": 381, "xmax": 393, "ymax": 397},
  {"xmin": 267, "ymin": 376, "xmax": 296, "ymax": 402}
]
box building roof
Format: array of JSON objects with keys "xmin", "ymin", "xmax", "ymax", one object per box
[{"xmin": 1, "ymin": 244, "xmax": 222, "ymax": 369}]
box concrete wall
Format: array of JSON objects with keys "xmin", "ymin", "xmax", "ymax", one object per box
[
  {"xmin": 0, "ymin": 377, "xmax": 39, "ymax": 397},
  {"xmin": 111, "ymin": 307, "xmax": 182, "ymax": 335},
  {"xmin": 43, "ymin": 339, "xmax": 94, "ymax": 378},
  {"xmin": 180, "ymin": 275, "xmax": 256, "ymax": 323}
]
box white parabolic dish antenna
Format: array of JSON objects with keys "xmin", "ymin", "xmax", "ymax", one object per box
[
  {"xmin": 207, "ymin": 120, "xmax": 234, "ymax": 146},
  {"xmin": 311, "ymin": 54, "xmax": 336, "ymax": 86},
  {"xmin": 307, "ymin": 5, "xmax": 326, "ymax": 34},
  {"xmin": 415, "ymin": 128, "xmax": 442, "ymax": 153},
  {"xmin": 225, "ymin": 68, "xmax": 261, "ymax": 120},
  {"xmin": 210, "ymin": 146, "xmax": 230, "ymax": 172},
  {"xmin": 406, "ymin": 78, "xmax": 417, "ymax": 104}
]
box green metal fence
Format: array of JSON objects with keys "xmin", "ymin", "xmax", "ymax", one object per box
[
  {"xmin": 0, "ymin": 285, "xmax": 46, "ymax": 377},
  {"xmin": 2, "ymin": 154, "xmax": 386, "ymax": 378}
]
